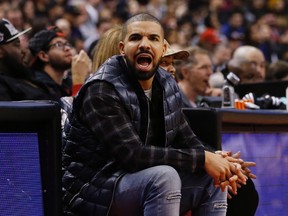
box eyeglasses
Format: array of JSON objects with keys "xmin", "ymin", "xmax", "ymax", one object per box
[{"xmin": 47, "ymin": 42, "xmax": 72, "ymax": 50}]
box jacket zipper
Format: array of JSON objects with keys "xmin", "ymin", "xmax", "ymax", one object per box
[{"xmin": 144, "ymin": 97, "xmax": 151, "ymax": 146}]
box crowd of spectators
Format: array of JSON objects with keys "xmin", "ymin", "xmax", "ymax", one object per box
[
  {"xmin": 0, "ymin": 2, "xmax": 278, "ymax": 215},
  {"xmin": 1, "ymin": 0, "xmax": 288, "ymax": 65}
]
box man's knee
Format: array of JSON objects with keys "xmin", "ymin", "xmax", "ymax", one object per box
[
  {"xmin": 149, "ymin": 165, "xmax": 182, "ymax": 203},
  {"xmin": 152, "ymin": 165, "xmax": 181, "ymax": 182},
  {"xmin": 149, "ymin": 165, "xmax": 181, "ymax": 190}
]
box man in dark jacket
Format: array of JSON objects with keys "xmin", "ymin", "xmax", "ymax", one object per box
[
  {"xmin": 28, "ymin": 26, "xmax": 92, "ymax": 98},
  {"xmin": 0, "ymin": 18, "xmax": 58, "ymax": 101},
  {"xmin": 62, "ymin": 13, "xmax": 247, "ymax": 216},
  {"xmin": 28, "ymin": 26, "xmax": 74, "ymax": 99}
]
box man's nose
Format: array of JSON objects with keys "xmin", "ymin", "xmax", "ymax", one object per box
[
  {"xmin": 168, "ymin": 65, "xmax": 176, "ymax": 75},
  {"xmin": 205, "ymin": 65, "xmax": 213, "ymax": 76},
  {"xmin": 139, "ymin": 37, "xmax": 151, "ymax": 50}
]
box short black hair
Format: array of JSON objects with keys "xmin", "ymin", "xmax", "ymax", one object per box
[{"xmin": 121, "ymin": 13, "xmax": 164, "ymax": 40}]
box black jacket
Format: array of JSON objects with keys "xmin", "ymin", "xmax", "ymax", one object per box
[
  {"xmin": 0, "ymin": 74, "xmax": 59, "ymax": 101},
  {"xmin": 34, "ymin": 70, "xmax": 72, "ymax": 99}
]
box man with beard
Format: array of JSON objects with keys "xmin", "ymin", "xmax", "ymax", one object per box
[
  {"xmin": 62, "ymin": 13, "xmax": 249, "ymax": 216},
  {"xmin": 159, "ymin": 39, "xmax": 189, "ymax": 79},
  {"xmin": 28, "ymin": 26, "xmax": 74, "ymax": 99},
  {"xmin": 29, "ymin": 26, "xmax": 92, "ymax": 99},
  {"xmin": 0, "ymin": 18, "xmax": 58, "ymax": 101}
]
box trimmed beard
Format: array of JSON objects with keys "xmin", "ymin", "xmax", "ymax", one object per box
[
  {"xmin": 1, "ymin": 52, "xmax": 34, "ymax": 80},
  {"xmin": 124, "ymin": 55, "xmax": 160, "ymax": 81},
  {"xmin": 49, "ymin": 55, "xmax": 71, "ymax": 71}
]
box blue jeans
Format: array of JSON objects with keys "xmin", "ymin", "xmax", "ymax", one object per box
[{"xmin": 113, "ymin": 165, "xmax": 227, "ymax": 216}]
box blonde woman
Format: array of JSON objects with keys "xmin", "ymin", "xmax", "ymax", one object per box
[{"xmin": 92, "ymin": 24, "xmax": 122, "ymax": 72}]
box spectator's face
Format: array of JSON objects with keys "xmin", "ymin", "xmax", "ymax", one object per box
[
  {"xmin": 159, "ymin": 55, "xmax": 176, "ymax": 78},
  {"xmin": 0, "ymin": 38, "xmax": 23, "ymax": 66},
  {"xmin": 0, "ymin": 38, "xmax": 33, "ymax": 78},
  {"xmin": 185, "ymin": 53, "xmax": 213, "ymax": 96},
  {"xmin": 45, "ymin": 37, "xmax": 73, "ymax": 71},
  {"xmin": 119, "ymin": 21, "xmax": 167, "ymax": 82},
  {"xmin": 20, "ymin": 35, "xmax": 34, "ymax": 67},
  {"xmin": 230, "ymin": 13, "xmax": 244, "ymax": 28},
  {"xmin": 239, "ymin": 50, "xmax": 266, "ymax": 83}
]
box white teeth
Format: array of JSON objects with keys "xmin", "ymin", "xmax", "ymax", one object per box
[{"xmin": 141, "ymin": 62, "xmax": 149, "ymax": 66}]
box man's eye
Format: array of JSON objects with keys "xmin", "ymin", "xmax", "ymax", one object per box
[
  {"xmin": 260, "ymin": 64, "xmax": 266, "ymax": 68},
  {"xmin": 149, "ymin": 35, "xmax": 159, "ymax": 41},
  {"xmin": 13, "ymin": 41, "xmax": 21, "ymax": 47},
  {"xmin": 160, "ymin": 61, "xmax": 167, "ymax": 66},
  {"xmin": 130, "ymin": 35, "xmax": 141, "ymax": 41}
]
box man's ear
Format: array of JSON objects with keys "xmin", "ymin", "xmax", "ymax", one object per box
[
  {"xmin": 37, "ymin": 51, "xmax": 49, "ymax": 63},
  {"xmin": 119, "ymin": 41, "xmax": 125, "ymax": 56},
  {"xmin": 182, "ymin": 68, "xmax": 190, "ymax": 78},
  {"xmin": 162, "ymin": 41, "xmax": 168, "ymax": 57}
]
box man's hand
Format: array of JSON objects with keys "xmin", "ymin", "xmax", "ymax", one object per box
[
  {"xmin": 215, "ymin": 150, "xmax": 257, "ymax": 179},
  {"xmin": 71, "ymin": 50, "xmax": 92, "ymax": 85},
  {"xmin": 204, "ymin": 151, "xmax": 247, "ymax": 194},
  {"xmin": 215, "ymin": 150, "xmax": 257, "ymax": 198}
]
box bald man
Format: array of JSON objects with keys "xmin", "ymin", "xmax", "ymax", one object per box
[{"xmin": 227, "ymin": 45, "xmax": 266, "ymax": 84}]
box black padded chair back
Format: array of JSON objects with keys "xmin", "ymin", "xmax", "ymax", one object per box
[{"xmin": 182, "ymin": 107, "xmax": 222, "ymax": 150}]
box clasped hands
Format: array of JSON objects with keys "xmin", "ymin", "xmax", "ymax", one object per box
[{"xmin": 215, "ymin": 150, "xmax": 256, "ymax": 199}]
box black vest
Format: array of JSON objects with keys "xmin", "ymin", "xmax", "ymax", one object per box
[{"xmin": 62, "ymin": 55, "xmax": 184, "ymax": 216}]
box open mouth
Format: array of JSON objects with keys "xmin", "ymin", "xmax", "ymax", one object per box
[{"xmin": 136, "ymin": 54, "xmax": 153, "ymax": 71}]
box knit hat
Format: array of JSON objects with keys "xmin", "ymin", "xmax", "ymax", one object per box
[
  {"xmin": 0, "ymin": 18, "xmax": 31, "ymax": 45},
  {"xmin": 29, "ymin": 26, "xmax": 65, "ymax": 56},
  {"xmin": 164, "ymin": 39, "xmax": 189, "ymax": 60}
]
